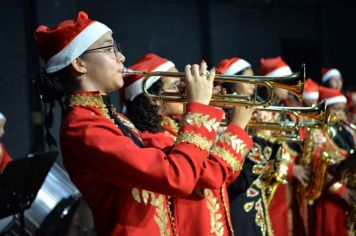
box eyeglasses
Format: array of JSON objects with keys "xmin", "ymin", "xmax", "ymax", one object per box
[
  {"xmin": 161, "ymin": 79, "xmax": 186, "ymax": 93},
  {"xmin": 82, "ymin": 42, "xmax": 122, "ymax": 59}
]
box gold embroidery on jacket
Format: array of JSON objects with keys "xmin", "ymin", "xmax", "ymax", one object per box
[
  {"xmin": 204, "ymin": 189, "xmax": 224, "ymax": 236},
  {"xmin": 255, "ymin": 198, "xmax": 267, "ymax": 236},
  {"xmin": 181, "ymin": 113, "xmax": 219, "ymax": 132},
  {"xmin": 274, "ymin": 146, "xmax": 293, "ymax": 182},
  {"xmin": 132, "ymin": 188, "xmax": 170, "ymax": 236},
  {"xmin": 244, "ymin": 202, "xmax": 254, "ymax": 212},
  {"xmin": 161, "ymin": 116, "xmax": 179, "ymax": 135},
  {"xmin": 211, "ymin": 146, "xmax": 242, "ymax": 173},
  {"xmin": 258, "ymin": 179, "xmax": 275, "ymax": 236},
  {"xmin": 220, "ymin": 184, "xmax": 235, "ymax": 235},
  {"xmin": 68, "ymin": 93, "xmax": 110, "ymax": 119},
  {"xmin": 244, "ymin": 180, "xmax": 274, "ymax": 236},
  {"xmin": 176, "ymin": 132, "xmax": 213, "ymax": 151},
  {"xmin": 217, "ymin": 132, "xmax": 247, "ymax": 156},
  {"xmin": 246, "ymin": 186, "xmax": 259, "ymax": 198}
]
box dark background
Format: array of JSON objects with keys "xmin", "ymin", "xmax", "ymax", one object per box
[{"xmin": 1, "ymin": 0, "xmax": 355, "ymax": 163}]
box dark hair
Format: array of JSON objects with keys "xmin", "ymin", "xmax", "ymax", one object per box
[
  {"xmin": 322, "ymin": 79, "xmax": 334, "ymax": 89},
  {"xmin": 34, "ymin": 67, "xmax": 74, "ymax": 147},
  {"xmin": 125, "ymin": 79, "xmax": 163, "ymax": 133}
]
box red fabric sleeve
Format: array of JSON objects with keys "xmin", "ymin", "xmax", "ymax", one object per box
[
  {"xmin": 61, "ymin": 102, "xmax": 223, "ymax": 198},
  {"xmin": 209, "ymin": 124, "xmax": 253, "ymax": 186}
]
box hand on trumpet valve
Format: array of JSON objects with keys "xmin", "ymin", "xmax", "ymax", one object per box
[{"xmin": 185, "ymin": 61, "xmax": 216, "ymax": 105}]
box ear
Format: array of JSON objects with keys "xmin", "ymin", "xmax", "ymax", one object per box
[{"xmin": 71, "ymin": 58, "xmax": 87, "ymax": 74}]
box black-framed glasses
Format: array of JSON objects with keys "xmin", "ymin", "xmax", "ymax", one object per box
[{"xmin": 82, "ymin": 42, "xmax": 122, "ymax": 59}]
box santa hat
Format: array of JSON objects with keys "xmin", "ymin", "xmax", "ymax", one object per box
[
  {"xmin": 0, "ymin": 112, "xmax": 6, "ymax": 121},
  {"xmin": 34, "ymin": 11, "xmax": 112, "ymax": 73},
  {"xmin": 303, "ymin": 78, "xmax": 319, "ymax": 101},
  {"xmin": 122, "ymin": 53, "xmax": 175, "ymax": 101},
  {"xmin": 318, "ymin": 86, "xmax": 347, "ymax": 107},
  {"xmin": 321, "ymin": 68, "xmax": 341, "ymax": 83},
  {"xmin": 217, "ymin": 57, "xmax": 251, "ymax": 75},
  {"xmin": 259, "ymin": 56, "xmax": 292, "ymax": 77}
]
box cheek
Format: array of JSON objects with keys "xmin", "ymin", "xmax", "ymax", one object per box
[{"xmin": 163, "ymin": 102, "xmax": 184, "ymax": 115}]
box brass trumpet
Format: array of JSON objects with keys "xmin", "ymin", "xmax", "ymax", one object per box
[
  {"xmin": 123, "ymin": 64, "xmax": 306, "ymax": 107},
  {"xmin": 247, "ymin": 100, "xmax": 326, "ymax": 132}
]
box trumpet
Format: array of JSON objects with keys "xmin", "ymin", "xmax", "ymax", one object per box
[
  {"xmin": 247, "ymin": 100, "xmax": 326, "ymax": 132},
  {"xmin": 123, "ymin": 64, "xmax": 306, "ymax": 107}
]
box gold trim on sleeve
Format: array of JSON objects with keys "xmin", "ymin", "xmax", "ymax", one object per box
[
  {"xmin": 217, "ymin": 132, "xmax": 248, "ymax": 156},
  {"xmin": 211, "ymin": 145, "xmax": 242, "ymax": 173},
  {"xmin": 175, "ymin": 132, "xmax": 213, "ymax": 151},
  {"xmin": 181, "ymin": 113, "xmax": 219, "ymax": 132}
]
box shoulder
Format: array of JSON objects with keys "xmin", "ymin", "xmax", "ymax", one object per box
[{"xmin": 61, "ymin": 106, "xmax": 120, "ymax": 137}]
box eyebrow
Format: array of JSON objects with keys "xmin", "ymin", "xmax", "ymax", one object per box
[{"xmin": 102, "ymin": 39, "xmax": 114, "ymax": 45}]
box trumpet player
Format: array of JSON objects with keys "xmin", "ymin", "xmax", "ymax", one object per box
[
  {"xmin": 34, "ymin": 11, "xmax": 257, "ymax": 235},
  {"xmin": 258, "ymin": 56, "xmax": 311, "ymax": 236},
  {"xmin": 122, "ymin": 53, "xmax": 254, "ymax": 236},
  {"xmin": 321, "ymin": 67, "xmax": 343, "ymax": 91},
  {"xmin": 215, "ymin": 57, "xmax": 276, "ymax": 236}
]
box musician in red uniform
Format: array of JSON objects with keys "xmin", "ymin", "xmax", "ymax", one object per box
[
  {"xmin": 34, "ymin": 11, "xmax": 239, "ymax": 236},
  {"xmin": 0, "ymin": 112, "xmax": 12, "ymax": 172},
  {"xmin": 312, "ymin": 86, "xmax": 356, "ymax": 236},
  {"xmin": 123, "ymin": 53, "xmax": 254, "ymax": 236},
  {"xmin": 321, "ymin": 67, "xmax": 343, "ymax": 91},
  {"xmin": 259, "ymin": 57, "xmax": 311, "ymax": 236}
]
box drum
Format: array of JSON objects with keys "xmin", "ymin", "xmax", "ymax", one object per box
[{"xmin": 10, "ymin": 163, "xmax": 81, "ymax": 236}]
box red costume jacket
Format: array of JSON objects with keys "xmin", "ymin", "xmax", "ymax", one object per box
[
  {"xmin": 0, "ymin": 142, "xmax": 12, "ymax": 172},
  {"xmin": 61, "ymin": 91, "xmax": 227, "ymax": 236},
  {"xmin": 312, "ymin": 127, "xmax": 354, "ymax": 236},
  {"xmin": 147, "ymin": 116, "xmax": 253, "ymax": 236},
  {"xmin": 268, "ymin": 143, "xmax": 298, "ymax": 236}
]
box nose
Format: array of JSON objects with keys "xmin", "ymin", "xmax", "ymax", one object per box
[{"xmin": 116, "ymin": 52, "xmax": 126, "ymax": 64}]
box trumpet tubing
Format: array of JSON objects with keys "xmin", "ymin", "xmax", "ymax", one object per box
[
  {"xmin": 123, "ymin": 64, "xmax": 306, "ymax": 107},
  {"xmin": 246, "ymin": 100, "xmax": 326, "ymax": 132}
]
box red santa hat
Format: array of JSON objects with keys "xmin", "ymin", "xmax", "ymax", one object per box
[
  {"xmin": 318, "ymin": 86, "xmax": 347, "ymax": 107},
  {"xmin": 303, "ymin": 78, "xmax": 319, "ymax": 101},
  {"xmin": 123, "ymin": 53, "xmax": 175, "ymax": 101},
  {"xmin": 321, "ymin": 68, "xmax": 341, "ymax": 83},
  {"xmin": 216, "ymin": 57, "xmax": 251, "ymax": 75},
  {"xmin": 34, "ymin": 11, "xmax": 112, "ymax": 73},
  {"xmin": 259, "ymin": 56, "xmax": 292, "ymax": 77}
]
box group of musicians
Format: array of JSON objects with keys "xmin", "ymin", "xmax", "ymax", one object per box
[{"xmin": 0, "ymin": 10, "xmax": 355, "ymax": 236}]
